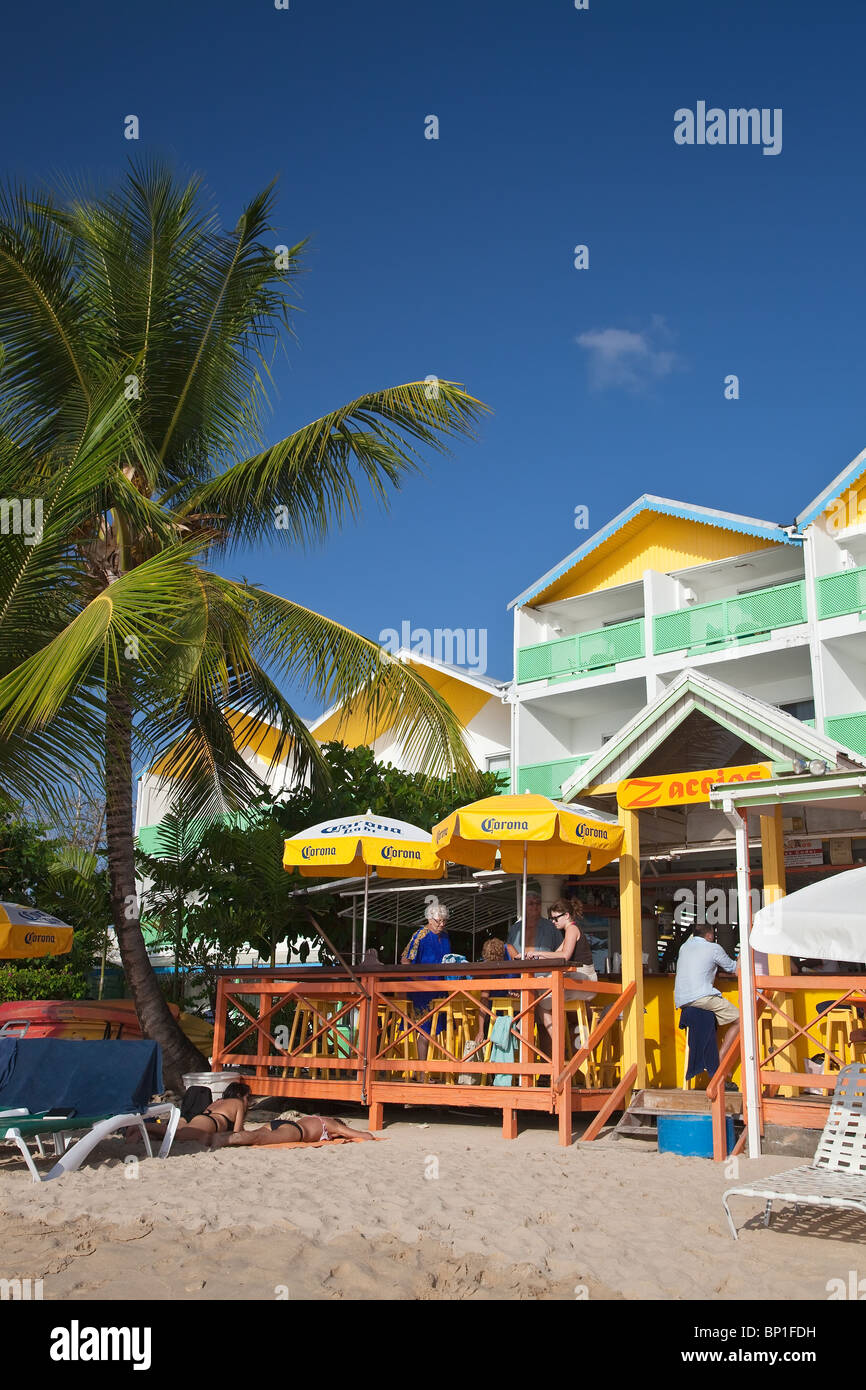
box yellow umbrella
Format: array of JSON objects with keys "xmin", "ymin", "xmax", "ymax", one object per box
[
  {"xmin": 431, "ymin": 793, "xmax": 623, "ymax": 953},
  {"xmin": 283, "ymin": 811, "xmax": 445, "ymax": 958},
  {"xmin": 0, "ymin": 903, "xmax": 74, "ymax": 960}
]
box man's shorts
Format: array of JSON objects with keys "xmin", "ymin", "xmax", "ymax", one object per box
[{"xmin": 688, "ymin": 994, "xmax": 739, "ymax": 1026}]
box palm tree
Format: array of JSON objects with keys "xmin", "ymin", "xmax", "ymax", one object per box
[{"xmin": 0, "ymin": 162, "xmax": 488, "ymax": 1085}]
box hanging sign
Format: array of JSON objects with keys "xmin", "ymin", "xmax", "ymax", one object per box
[
  {"xmin": 784, "ymin": 836, "xmax": 823, "ymax": 867},
  {"xmin": 616, "ymin": 763, "xmax": 772, "ymax": 810}
]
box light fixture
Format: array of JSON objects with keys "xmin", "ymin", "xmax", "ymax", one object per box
[
  {"xmin": 808, "ymin": 758, "xmax": 828, "ymax": 776},
  {"xmin": 792, "ymin": 757, "xmax": 808, "ymax": 774}
]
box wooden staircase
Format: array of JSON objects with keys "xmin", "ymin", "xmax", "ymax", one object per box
[{"xmin": 612, "ymin": 1087, "xmax": 743, "ymax": 1140}]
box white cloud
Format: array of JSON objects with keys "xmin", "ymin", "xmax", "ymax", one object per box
[{"xmin": 576, "ymin": 316, "xmax": 679, "ymax": 393}]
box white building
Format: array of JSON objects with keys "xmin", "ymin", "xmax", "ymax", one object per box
[{"xmin": 508, "ymin": 458, "xmax": 866, "ymax": 796}]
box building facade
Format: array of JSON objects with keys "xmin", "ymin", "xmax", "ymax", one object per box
[{"xmin": 509, "ymin": 449, "xmax": 866, "ymax": 799}]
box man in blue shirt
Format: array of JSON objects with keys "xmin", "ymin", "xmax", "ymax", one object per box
[
  {"xmin": 506, "ymin": 890, "xmax": 560, "ymax": 955},
  {"xmin": 674, "ymin": 925, "xmax": 740, "ymax": 1055}
]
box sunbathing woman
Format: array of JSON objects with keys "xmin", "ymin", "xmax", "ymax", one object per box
[
  {"xmin": 210, "ymin": 1111, "xmax": 375, "ymax": 1147},
  {"xmin": 174, "ymin": 1081, "xmax": 252, "ymax": 1143}
]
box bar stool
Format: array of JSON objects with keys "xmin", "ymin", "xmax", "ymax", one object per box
[
  {"xmin": 590, "ymin": 1004, "xmax": 622, "ymax": 1087},
  {"xmin": 432, "ymin": 998, "xmax": 480, "ymax": 1084},
  {"xmin": 377, "ymin": 997, "xmax": 417, "ymax": 1079},
  {"xmin": 565, "ymin": 999, "xmax": 599, "ymax": 1087},
  {"xmin": 817, "ymin": 1006, "xmax": 854, "ymax": 1071},
  {"xmin": 283, "ymin": 998, "xmax": 347, "ymax": 1079}
]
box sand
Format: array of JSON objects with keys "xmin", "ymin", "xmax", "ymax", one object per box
[{"xmin": 0, "ymin": 1109, "xmax": 862, "ymax": 1300}]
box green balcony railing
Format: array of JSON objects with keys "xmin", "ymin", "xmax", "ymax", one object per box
[
  {"xmin": 653, "ymin": 580, "xmax": 806, "ymax": 657},
  {"xmin": 515, "ymin": 755, "xmax": 592, "ymax": 798},
  {"xmin": 816, "ymin": 566, "xmax": 866, "ymax": 620},
  {"xmin": 826, "ymin": 712, "xmax": 866, "ymax": 758},
  {"xmin": 517, "ymin": 618, "xmax": 644, "ymax": 684}
]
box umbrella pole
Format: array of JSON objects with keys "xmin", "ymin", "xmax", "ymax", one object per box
[
  {"xmin": 361, "ymin": 867, "xmax": 370, "ymax": 959},
  {"xmin": 351, "ymin": 897, "xmax": 357, "ymax": 966},
  {"xmin": 520, "ymin": 842, "xmax": 528, "ymax": 956}
]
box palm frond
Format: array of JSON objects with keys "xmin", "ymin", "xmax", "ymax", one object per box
[
  {"xmin": 182, "ymin": 380, "xmax": 488, "ymax": 550},
  {"xmin": 0, "ymin": 182, "xmax": 95, "ymax": 446},
  {"xmin": 243, "ymin": 585, "xmax": 480, "ymax": 788}
]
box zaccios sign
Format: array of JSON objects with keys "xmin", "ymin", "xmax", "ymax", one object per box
[{"xmin": 616, "ymin": 763, "xmax": 771, "ymax": 810}]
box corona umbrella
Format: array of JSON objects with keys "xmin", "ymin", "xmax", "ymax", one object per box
[
  {"xmin": 0, "ymin": 904, "xmax": 74, "ymax": 960},
  {"xmin": 431, "ymin": 794, "xmax": 623, "ymax": 954},
  {"xmin": 283, "ymin": 811, "xmax": 445, "ymax": 959}
]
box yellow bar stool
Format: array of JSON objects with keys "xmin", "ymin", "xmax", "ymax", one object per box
[
  {"xmin": 818, "ymin": 1006, "xmax": 855, "ymax": 1071},
  {"xmin": 431, "ymin": 998, "xmax": 479, "ymax": 1084},
  {"xmin": 284, "ymin": 998, "xmax": 345, "ymax": 1080},
  {"xmin": 565, "ymin": 998, "xmax": 599, "ymax": 1087},
  {"xmin": 590, "ymin": 1004, "xmax": 622, "ymax": 1088},
  {"xmin": 377, "ymin": 997, "xmax": 417, "ymax": 1078}
]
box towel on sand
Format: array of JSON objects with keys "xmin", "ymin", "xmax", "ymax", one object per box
[{"xmin": 250, "ymin": 1133, "xmax": 384, "ymax": 1149}]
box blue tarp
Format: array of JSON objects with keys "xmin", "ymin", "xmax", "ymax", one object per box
[{"xmin": 0, "ymin": 1038, "xmax": 163, "ymax": 1115}]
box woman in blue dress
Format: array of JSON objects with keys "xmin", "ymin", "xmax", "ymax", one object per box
[{"xmin": 401, "ymin": 900, "xmax": 451, "ymax": 1080}]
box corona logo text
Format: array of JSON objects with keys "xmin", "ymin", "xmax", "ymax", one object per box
[
  {"xmin": 381, "ymin": 846, "xmax": 421, "ymax": 862},
  {"xmin": 480, "ymin": 818, "xmax": 529, "ymax": 832},
  {"xmin": 301, "ymin": 845, "xmax": 337, "ymax": 860},
  {"xmin": 571, "ymin": 824, "xmax": 609, "ymax": 840}
]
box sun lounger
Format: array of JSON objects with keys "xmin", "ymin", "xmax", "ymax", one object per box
[
  {"xmin": 2, "ymin": 1104, "xmax": 180, "ymax": 1181},
  {"xmin": 0, "ymin": 1037, "xmax": 180, "ymax": 1181},
  {"xmin": 722, "ymin": 1062, "xmax": 866, "ymax": 1239}
]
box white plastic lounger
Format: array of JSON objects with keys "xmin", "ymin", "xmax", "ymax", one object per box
[
  {"xmin": 2, "ymin": 1103, "xmax": 181, "ymax": 1182},
  {"xmin": 722, "ymin": 1062, "xmax": 866, "ymax": 1240}
]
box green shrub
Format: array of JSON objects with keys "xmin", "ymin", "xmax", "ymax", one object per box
[{"xmin": 0, "ymin": 963, "xmax": 89, "ymax": 1003}]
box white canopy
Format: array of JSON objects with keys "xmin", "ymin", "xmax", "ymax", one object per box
[
  {"xmin": 286, "ymin": 812, "xmax": 433, "ymax": 842},
  {"xmin": 750, "ymin": 866, "xmax": 866, "ymax": 964}
]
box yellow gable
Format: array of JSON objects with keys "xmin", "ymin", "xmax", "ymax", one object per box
[
  {"xmin": 313, "ymin": 661, "xmax": 490, "ymax": 746},
  {"xmin": 823, "ymin": 475, "xmax": 866, "ymax": 534},
  {"xmin": 535, "ymin": 513, "xmax": 786, "ymax": 604}
]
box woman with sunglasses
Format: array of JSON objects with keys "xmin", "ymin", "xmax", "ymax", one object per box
[{"xmin": 524, "ymin": 897, "xmax": 598, "ymax": 1040}]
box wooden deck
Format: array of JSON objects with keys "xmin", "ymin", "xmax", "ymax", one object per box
[{"xmin": 211, "ymin": 962, "xmax": 634, "ymax": 1143}]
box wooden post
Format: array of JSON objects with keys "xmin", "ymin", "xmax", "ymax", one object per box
[
  {"xmin": 760, "ymin": 806, "xmax": 795, "ymax": 1093},
  {"xmin": 364, "ymin": 971, "xmax": 380, "ymax": 1127},
  {"xmin": 760, "ymin": 805, "xmax": 788, "ymax": 967},
  {"xmin": 212, "ymin": 977, "xmax": 226, "ymax": 1070},
  {"xmin": 618, "ymin": 807, "xmax": 645, "ymax": 1089},
  {"xmin": 551, "ymin": 970, "xmax": 572, "ymax": 1145}
]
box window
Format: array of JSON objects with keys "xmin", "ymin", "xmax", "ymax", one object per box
[{"xmin": 778, "ymin": 699, "xmax": 816, "ymax": 723}]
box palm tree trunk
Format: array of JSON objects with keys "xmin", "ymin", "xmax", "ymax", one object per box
[{"xmin": 105, "ymin": 676, "xmax": 207, "ymax": 1089}]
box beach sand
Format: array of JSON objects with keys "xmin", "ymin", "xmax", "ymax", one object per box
[{"xmin": 0, "ymin": 1109, "xmax": 862, "ymax": 1300}]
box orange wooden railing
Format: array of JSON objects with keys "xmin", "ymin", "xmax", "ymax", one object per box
[
  {"xmin": 706, "ymin": 977, "xmax": 866, "ymax": 1157},
  {"xmin": 212, "ymin": 962, "xmax": 635, "ymax": 1144}
]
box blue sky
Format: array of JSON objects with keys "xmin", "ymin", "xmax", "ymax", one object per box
[{"xmin": 3, "ymin": 0, "xmax": 865, "ymax": 709}]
